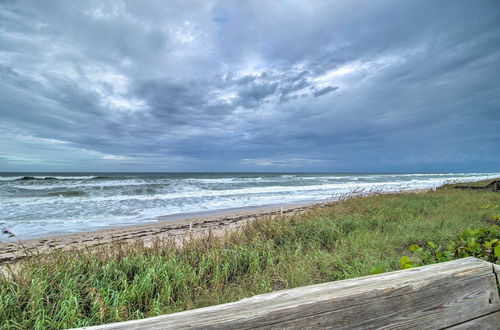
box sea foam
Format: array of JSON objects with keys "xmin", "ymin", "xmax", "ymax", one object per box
[{"xmin": 1, "ymin": 172, "xmax": 499, "ymax": 240}]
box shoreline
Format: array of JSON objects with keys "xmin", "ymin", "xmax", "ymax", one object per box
[
  {"xmin": 0, "ymin": 188, "xmax": 431, "ymax": 265},
  {"xmin": 0, "ymin": 201, "xmax": 326, "ymax": 264},
  {"xmin": 2, "ymin": 179, "xmax": 498, "ymax": 327}
]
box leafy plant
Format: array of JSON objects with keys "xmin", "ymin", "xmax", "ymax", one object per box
[
  {"xmin": 399, "ymin": 256, "xmax": 414, "ymax": 269},
  {"xmin": 402, "ymin": 225, "xmax": 500, "ymax": 268}
]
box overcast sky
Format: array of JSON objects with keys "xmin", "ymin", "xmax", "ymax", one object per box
[{"xmin": 1, "ymin": 0, "xmax": 499, "ymax": 172}]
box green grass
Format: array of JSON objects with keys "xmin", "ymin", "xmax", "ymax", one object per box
[{"xmin": 1, "ymin": 184, "xmax": 500, "ymax": 329}]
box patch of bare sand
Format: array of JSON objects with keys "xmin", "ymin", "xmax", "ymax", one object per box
[
  {"xmin": 0, "ymin": 188, "xmax": 430, "ymax": 271},
  {"xmin": 0, "ymin": 202, "xmax": 324, "ymax": 266}
]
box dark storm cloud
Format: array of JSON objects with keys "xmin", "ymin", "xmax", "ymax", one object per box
[{"xmin": 0, "ymin": 0, "xmax": 499, "ymax": 172}]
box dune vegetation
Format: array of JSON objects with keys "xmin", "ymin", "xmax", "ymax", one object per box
[{"xmin": 1, "ymin": 180, "xmax": 500, "ymax": 329}]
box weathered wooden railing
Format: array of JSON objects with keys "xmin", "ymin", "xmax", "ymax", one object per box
[
  {"xmin": 77, "ymin": 257, "xmax": 500, "ymax": 329},
  {"xmin": 455, "ymin": 180, "xmax": 500, "ymax": 192}
]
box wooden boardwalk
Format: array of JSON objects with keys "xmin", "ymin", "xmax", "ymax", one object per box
[
  {"xmin": 454, "ymin": 180, "xmax": 500, "ymax": 192},
  {"xmin": 77, "ymin": 257, "xmax": 500, "ymax": 329}
]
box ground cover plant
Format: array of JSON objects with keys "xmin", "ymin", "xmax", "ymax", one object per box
[
  {"xmin": 400, "ymin": 223, "xmax": 500, "ymax": 269},
  {"xmin": 1, "ymin": 182, "xmax": 500, "ymax": 329}
]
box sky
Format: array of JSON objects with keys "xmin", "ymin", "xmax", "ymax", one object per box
[{"xmin": 0, "ymin": 0, "xmax": 499, "ymax": 173}]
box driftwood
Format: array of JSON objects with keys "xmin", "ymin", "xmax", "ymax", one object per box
[{"xmin": 76, "ymin": 257, "xmax": 500, "ymax": 329}]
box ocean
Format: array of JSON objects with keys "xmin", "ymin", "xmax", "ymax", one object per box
[{"xmin": 0, "ymin": 172, "xmax": 499, "ymax": 240}]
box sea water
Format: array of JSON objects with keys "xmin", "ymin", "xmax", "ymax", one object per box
[{"xmin": 0, "ymin": 172, "xmax": 498, "ymax": 240}]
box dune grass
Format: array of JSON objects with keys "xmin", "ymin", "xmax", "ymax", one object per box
[{"xmin": 1, "ymin": 184, "xmax": 500, "ymax": 329}]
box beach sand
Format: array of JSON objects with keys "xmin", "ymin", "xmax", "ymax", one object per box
[
  {"xmin": 0, "ymin": 188, "xmax": 432, "ymax": 266},
  {"xmin": 0, "ymin": 202, "xmax": 326, "ymax": 265}
]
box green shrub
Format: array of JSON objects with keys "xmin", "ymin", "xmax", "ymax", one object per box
[{"xmin": 401, "ymin": 225, "xmax": 500, "ymax": 269}]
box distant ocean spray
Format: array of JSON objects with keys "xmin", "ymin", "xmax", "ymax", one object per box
[{"xmin": 1, "ymin": 172, "xmax": 499, "ymax": 240}]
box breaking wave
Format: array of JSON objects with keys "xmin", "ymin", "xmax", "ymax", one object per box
[
  {"xmin": 0, "ymin": 175, "xmax": 100, "ymax": 181},
  {"xmin": 1, "ymin": 172, "xmax": 499, "ymax": 240}
]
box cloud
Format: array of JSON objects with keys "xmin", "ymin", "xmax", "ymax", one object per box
[
  {"xmin": 313, "ymin": 86, "xmax": 339, "ymax": 97},
  {"xmin": 0, "ymin": 0, "xmax": 499, "ymax": 172},
  {"xmin": 101, "ymin": 154, "xmax": 131, "ymax": 161},
  {"xmin": 241, "ymin": 158, "xmax": 324, "ymax": 167}
]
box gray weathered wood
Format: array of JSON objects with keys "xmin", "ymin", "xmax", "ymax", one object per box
[
  {"xmin": 493, "ymin": 262, "xmax": 500, "ymax": 283},
  {"xmin": 447, "ymin": 311, "xmax": 500, "ymax": 329},
  {"xmin": 255, "ymin": 274, "xmax": 498, "ymax": 329},
  {"xmin": 76, "ymin": 257, "xmax": 499, "ymax": 330},
  {"xmin": 454, "ymin": 180, "xmax": 500, "ymax": 191}
]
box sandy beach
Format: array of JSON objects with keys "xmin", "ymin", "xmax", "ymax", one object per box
[{"xmin": 0, "ymin": 202, "xmax": 325, "ymax": 265}]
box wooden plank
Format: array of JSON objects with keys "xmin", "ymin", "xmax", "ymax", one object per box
[
  {"xmin": 485, "ymin": 181, "xmax": 500, "ymax": 191},
  {"xmin": 492, "ymin": 262, "xmax": 500, "ymax": 281},
  {"xmin": 255, "ymin": 274, "xmax": 498, "ymax": 329},
  {"xmin": 447, "ymin": 311, "xmax": 500, "ymax": 329},
  {"xmin": 76, "ymin": 258, "xmax": 497, "ymax": 330}
]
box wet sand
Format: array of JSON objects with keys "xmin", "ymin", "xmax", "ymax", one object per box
[{"xmin": 0, "ymin": 202, "xmax": 325, "ymax": 265}]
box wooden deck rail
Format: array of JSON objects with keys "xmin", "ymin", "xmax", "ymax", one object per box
[
  {"xmin": 77, "ymin": 257, "xmax": 500, "ymax": 329},
  {"xmin": 454, "ymin": 180, "xmax": 500, "ymax": 192}
]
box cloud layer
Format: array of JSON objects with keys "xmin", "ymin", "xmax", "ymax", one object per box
[{"xmin": 1, "ymin": 0, "xmax": 499, "ymax": 172}]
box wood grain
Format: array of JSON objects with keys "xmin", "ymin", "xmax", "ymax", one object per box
[
  {"xmin": 447, "ymin": 311, "xmax": 500, "ymax": 330},
  {"xmin": 75, "ymin": 258, "xmax": 499, "ymax": 330}
]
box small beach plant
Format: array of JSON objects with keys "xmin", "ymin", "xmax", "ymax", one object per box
[{"xmin": 402, "ymin": 225, "xmax": 500, "ymax": 268}]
